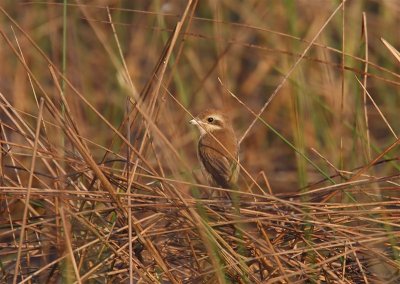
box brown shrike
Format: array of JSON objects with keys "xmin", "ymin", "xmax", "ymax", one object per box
[{"xmin": 190, "ymin": 109, "xmax": 239, "ymax": 189}]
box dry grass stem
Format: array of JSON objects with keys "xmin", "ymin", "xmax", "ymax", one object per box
[{"xmin": 1, "ymin": 2, "xmax": 399, "ymax": 283}]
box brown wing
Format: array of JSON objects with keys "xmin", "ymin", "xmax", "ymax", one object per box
[
  {"xmin": 199, "ymin": 143, "xmax": 231, "ymax": 188},
  {"xmin": 198, "ymin": 131, "xmax": 240, "ymax": 189}
]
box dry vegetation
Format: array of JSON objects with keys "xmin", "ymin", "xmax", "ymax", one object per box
[{"xmin": 1, "ymin": 1, "xmax": 400, "ymax": 283}]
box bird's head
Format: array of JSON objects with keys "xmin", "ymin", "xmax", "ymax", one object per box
[{"xmin": 189, "ymin": 109, "xmax": 232, "ymax": 136}]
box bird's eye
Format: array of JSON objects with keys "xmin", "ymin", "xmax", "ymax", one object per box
[{"xmin": 207, "ymin": 117, "xmax": 214, "ymax": 123}]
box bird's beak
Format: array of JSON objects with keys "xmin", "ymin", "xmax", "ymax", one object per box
[
  {"xmin": 189, "ymin": 118, "xmax": 198, "ymax": 125},
  {"xmin": 190, "ymin": 117, "xmax": 206, "ymax": 135}
]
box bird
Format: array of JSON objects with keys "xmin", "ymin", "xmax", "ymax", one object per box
[{"xmin": 189, "ymin": 108, "xmax": 240, "ymax": 190}]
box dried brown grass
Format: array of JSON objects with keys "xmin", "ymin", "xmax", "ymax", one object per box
[{"xmin": 1, "ymin": 1, "xmax": 400, "ymax": 283}]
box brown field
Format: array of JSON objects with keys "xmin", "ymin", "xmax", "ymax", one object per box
[{"xmin": 1, "ymin": 1, "xmax": 400, "ymax": 283}]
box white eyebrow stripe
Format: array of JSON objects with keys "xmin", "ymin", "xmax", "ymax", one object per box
[{"xmin": 211, "ymin": 114, "xmax": 223, "ymax": 121}]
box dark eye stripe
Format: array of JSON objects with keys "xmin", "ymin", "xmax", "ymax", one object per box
[
  {"xmin": 205, "ymin": 116, "xmax": 224, "ymax": 127},
  {"xmin": 213, "ymin": 120, "xmax": 223, "ymax": 127}
]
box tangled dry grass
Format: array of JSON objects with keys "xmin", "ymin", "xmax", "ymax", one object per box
[{"xmin": 1, "ymin": 1, "xmax": 400, "ymax": 283}]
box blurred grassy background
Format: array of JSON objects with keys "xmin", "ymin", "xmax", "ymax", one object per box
[
  {"xmin": 1, "ymin": 1, "xmax": 400, "ymax": 282},
  {"xmin": 1, "ymin": 0, "xmax": 399, "ymax": 193}
]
